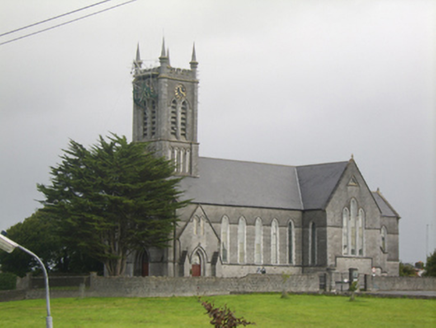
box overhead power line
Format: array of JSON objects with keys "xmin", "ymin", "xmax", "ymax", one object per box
[
  {"xmin": 0, "ymin": 0, "xmax": 114, "ymax": 38},
  {"xmin": 0, "ymin": 0, "xmax": 138, "ymax": 47}
]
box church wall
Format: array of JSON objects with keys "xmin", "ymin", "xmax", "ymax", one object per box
[
  {"xmin": 326, "ymin": 226, "xmax": 342, "ymax": 266},
  {"xmin": 302, "ymin": 210, "xmax": 327, "ymax": 268},
  {"xmin": 380, "ymin": 216, "xmax": 400, "ymax": 262},
  {"xmin": 175, "ymin": 204, "xmax": 304, "ymax": 277},
  {"xmin": 324, "ymin": 161, "xmax": 399, "ymax": 274},
  {"xmin": 386, "ymin": 261, "xmax": 400, "ymax": 276},
  {"xmin": 335, "ymin": 257, "xmax": 372, "ymax": 274}
]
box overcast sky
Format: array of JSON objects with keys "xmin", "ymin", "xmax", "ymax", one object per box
[{"xmin": 0, "ymin": 0, "xmax": 435, "ymax": 263}]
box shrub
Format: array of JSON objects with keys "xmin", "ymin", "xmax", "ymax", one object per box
[
  {"xmin": 0, "ymin": 272, "xmax": 17, "ymax": 290},
  {"xmin": 349, "ymin": 280, "xmax": 359, "ymax": 301},
  {"xmin": 199, "ymin": 298, "xmax": 255, "ymax": 327}
]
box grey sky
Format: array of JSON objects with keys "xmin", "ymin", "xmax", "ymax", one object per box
[{"xmin": 0, "ymin": 0, "xmax": 435, "ymax": 263}]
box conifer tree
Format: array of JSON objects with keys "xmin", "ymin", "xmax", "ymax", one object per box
[{"xmin": 37, "ymin": 134, "xmax": 188, "ymax": 276}]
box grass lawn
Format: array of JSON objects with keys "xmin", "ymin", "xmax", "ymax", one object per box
[{"xmin": 1, "ymin": 293, "xmax": 435, "ymax": 327}]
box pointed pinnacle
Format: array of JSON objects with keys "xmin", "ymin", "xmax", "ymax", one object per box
[
  {"xmin": 191, "ymin": 43, "xmax": 197, "ymax": 63},
  {"xmin": 136, "ymin": 43, "xmax": 141, "ymax": 61},
  {"xmin": 161, "ymin": 38, "xmax": 167, "ymax": 57}
]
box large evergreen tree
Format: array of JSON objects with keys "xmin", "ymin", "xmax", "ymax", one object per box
[{"xmin": 37, "ymin": 134, "xmax": 188, "ymax": 276}]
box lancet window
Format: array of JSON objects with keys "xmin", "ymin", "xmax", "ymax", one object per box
[
  {"xmin": 288, "ymin": 220, "xmax": 294, "ymax": 265},
  {"xmin": 309, "ymin": 222, "xmax": 316, "ymax": 265},
  {"xmin": 271, "ymin": 219, "xmax": 279, "ymax": 264},
  {"xmin": 238, "ymin": 217, "xmax": 246, "ymax": 264},
  {"xmin": 221, "ymin": 216, "xmax": 229, "ymax": 263},
  {"xmin": 254, "ymin": 218, "xmax": 263, "ymax": 264},
  {"xmin": 342, "ymin": 198, "xmax": 365, "ymax": 256}
]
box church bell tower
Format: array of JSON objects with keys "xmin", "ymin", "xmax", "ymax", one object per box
[{"xmin": 132, "ymin": 40, "xmax": 199, "ymax": 176}]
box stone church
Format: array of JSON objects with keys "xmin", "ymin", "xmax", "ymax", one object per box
[{"xmin": 125, "ymin": 41, "xmax": 400, "ymax": 278}]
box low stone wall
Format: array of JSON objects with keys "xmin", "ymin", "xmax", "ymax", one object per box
[
  {"xmin": 0, "ymin": 290, "xmax": 26, "ymax": 302},
  {"xmin": 2, "ymin": 274, "xmax": 435, "ymax": 302},
  {"xmin": 89, "ymin": 274, "xmax": 320, "ymax": 298},
  {"xmin": 369, "ymin": 276, "xmax": 436, "ymax": 291},
  {"xmin": 16, "ymin": 274, "xmax": 90, "ymax": 290}
]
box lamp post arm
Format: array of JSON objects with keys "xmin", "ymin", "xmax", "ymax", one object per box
[{"xmin": 17, "ymin": 245, "xmax": 53, "ymax": 328}]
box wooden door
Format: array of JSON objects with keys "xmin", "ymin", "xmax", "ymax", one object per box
[{"xmin": 192, "ymin": 264, "xmax": 201, "ymax": 277}]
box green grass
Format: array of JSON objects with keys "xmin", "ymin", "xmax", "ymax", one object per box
[{"xmin": 1, "ymin": 294, "xmax": 435, "ymax": 327}]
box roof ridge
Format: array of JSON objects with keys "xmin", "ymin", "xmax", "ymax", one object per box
[
  {"xmin": 199, "ymin": 156, "xmax": 296, "ymax": 168},
  {"xmin": 296, "ymin": 160, "xmax": 349, "ymax": 169}
]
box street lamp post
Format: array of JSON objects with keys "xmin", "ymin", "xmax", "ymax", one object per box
[{"xmin": 0, "ymin": 233, "xmax": 53, "ymax": 328}]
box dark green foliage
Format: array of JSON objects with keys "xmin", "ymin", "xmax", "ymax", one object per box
[
  {"xmin": 414, "ymin": 261, "xmax": 424, "ymax": 269},
  {"xmin": 0, "ymin": 272, "xmax": 17, "ymax": 290},
  {"xmin": 423, "ymin": 250, "xmax": 436, "ymax": 277},
  {"xmin": 37, "ymin": 134, "xmax": 188, "ymax": 276},
  {"xmin": 199, "ymin": 298, "xmax": 255, "ymax": 327},
  {"xmin": 0, "ymin": 211, "xmax": 102, "ymax": 277},
  {"xmin": 399, "ymin": 262, "xmax": 416, "ymax": 277}
]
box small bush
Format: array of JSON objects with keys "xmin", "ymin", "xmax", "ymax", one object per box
[
  {"xmin": 348, "ymin": 280, "xmax": 359, "ymax": 301},
  {"xmin": 0, "ymin": 272, "xmax": 17, "ymax": 290},
  {"xmin": 199, "ymin": 298, "xmax": 255, "ymax": 327}
]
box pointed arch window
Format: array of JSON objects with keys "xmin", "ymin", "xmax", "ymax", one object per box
[
  {"xmin": 181, "ymin": 101, "xmax": 188, "ymax": 138},
  {"xmin": 288, "ymin": 220, "xmax": 294, "ymax": 265},
  {"xmin": 342, "ymin": 198, "xmax": 365, "ymax": 257},
  {"xmin": 309, "ymin": 222, "xmax": 316, "ymax": 265},
  {"xmin": 254, "ymin": 218, "xmax": 263, "ymax": 264},
  {"xmin": 381, "ymin": 226, "xmax": 387, "ymax": 252},
  {"xmin": 193, "ymin": 216, "xmax": 198, "ymax": 235},
  {"xmin": 342, "ymin": 208, "xmax": 349, "ymax": 255},
  {"xmin": 170, "ymin": 100, "xmax": 177, "ymax": 137},
  {"xmin": 271, "ymin": 219, "xmax": 279, "ymax": 264},
  {"xmin": 350, "ymin": 199, "xmax": 357, "ymax": 255},
  {"xmin": 358, "ymin": 209, "xmax": 365, "ymax": 256},
  {"xmin": 151, "ymin": 100, "xmax": 156, "ymax": 137},
  {"xmin": 143, "ymin": 103, "xmax": 148, "ymax": 137},
  {"xmin": 238, "ymin": 217, "xmax": 246, "ymax": 264},
  {"xmin": 221, "ymin": 216, "xmax": 229, "ymax": 263}
]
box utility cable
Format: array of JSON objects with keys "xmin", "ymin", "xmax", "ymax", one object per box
[
  {"xmin": 0, "ymin": 0, "xmax": 137, "ymax": 47},
  {"xmin": 0, "ymin": 0, "xmax": 114, "ymax": 38}
]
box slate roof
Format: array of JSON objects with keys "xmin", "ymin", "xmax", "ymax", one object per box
[
  {"xmin": 179, "ymin": 157, "xmax": 349, "ymax": 211},
  {"xmin": 296, "ymin": 161, "xmax": 349, "ymax": 210},
  {"xmin": 179, "ymin": 157, "xmax": 303, "ymax": 210},
  {"xmin": 372, "ymin": 191, "xmax": 400, "ymax": 217}
]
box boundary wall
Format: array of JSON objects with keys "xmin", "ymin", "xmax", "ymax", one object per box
[
  {"xmin": 1, "ymin": 273, "xmax": 436, "ymax": 302},
  {"xmin": 88, "ymin": 274, "xmax": 319, "ymax": 297},
  {"xmin": 367, "ymin": 276, "xmax": 436, "ymax": 291}
]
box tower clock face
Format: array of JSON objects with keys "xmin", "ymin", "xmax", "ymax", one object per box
[{"xmin": 175, "ymin": 84, "xmax": 187, "ymax": 99}]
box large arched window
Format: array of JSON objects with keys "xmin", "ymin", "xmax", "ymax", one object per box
[
  {"xmin": 288, "ymin": 220, "xmax": 294, "ymax": 264},
  {"xmin": 358, "ymin": 209, "xmax": 365, "ymax": 256},
  {"xmin": 342, "ymin": 198, "xmax": 365, "ymax": 257},
  {"xmin": 342, "ymin": 208, "xmax": 349, "ymax": 255},
  {"xmin": 254, "ymin": 218, "xmax": 263, "ymax": 264},
  {"xmin": 381, "ymin": 226, "xmax": 387, "ymax": 252},
  {"xmin": 350, "ymin": 199, "xmax": 357, "ymax": 255},
  {"xmin": 221, "ymin": 216, "xmax": 229, "ymax": 263},
  {"xmin": 238, "ymin": 217, "xmax": 246, "ymax": 264},
  {"xmin": 271, "ymin": 219, "xmax": 279, "ymax": 264},
  {"xmin": 309, "ymin": 222, "xmax": 316, "ymax": 265}
]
